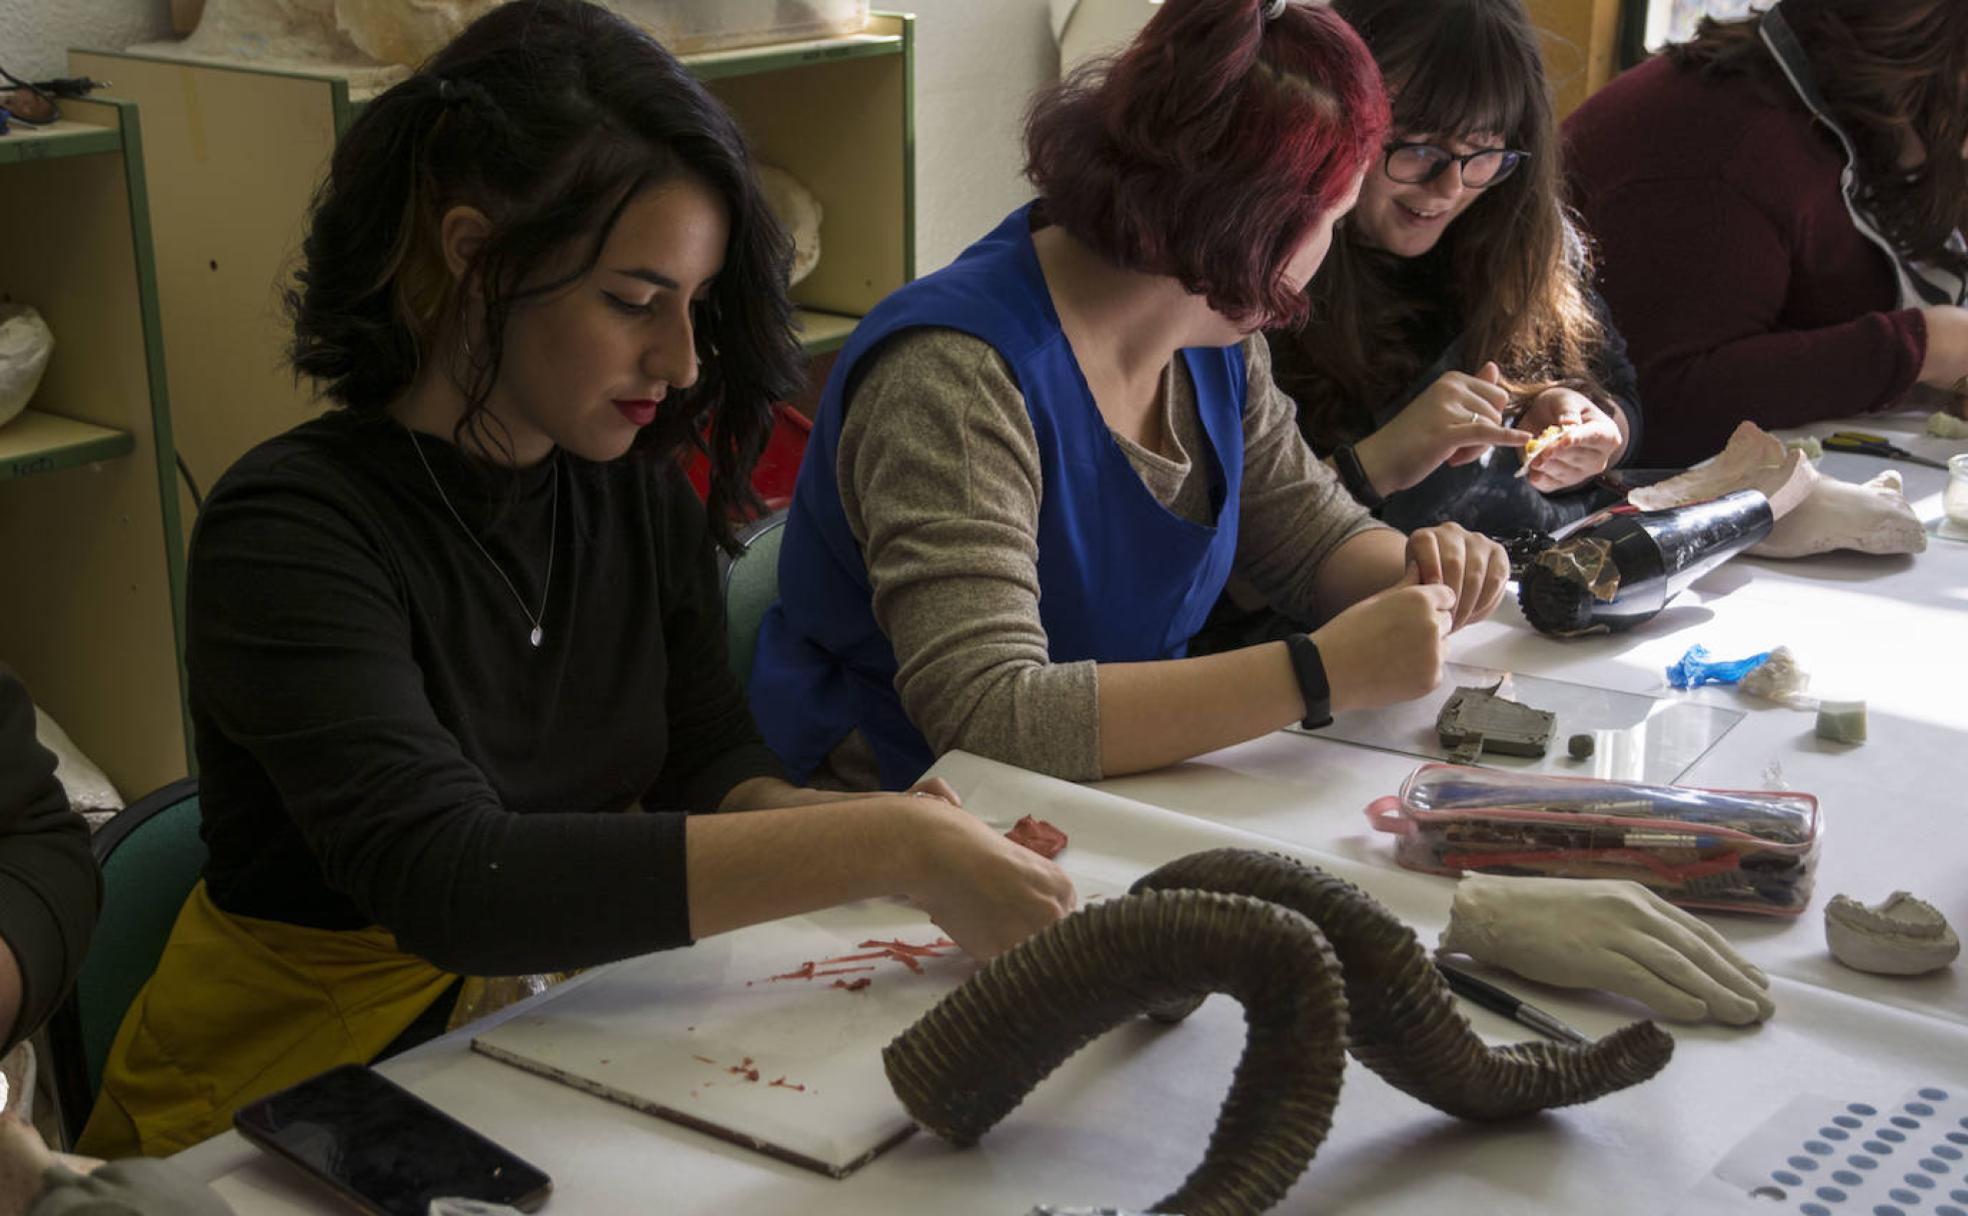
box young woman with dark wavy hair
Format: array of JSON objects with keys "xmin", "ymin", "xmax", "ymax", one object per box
[
  {"xmin": 750, "ymin": 0, "xmax": 1511, "ymax": 792},
  {"xmin": 1265, "ymin": 0, "xmax": 1641, "ymax": 539},
  {"xmin": 80, "ymin": 0, "xmax": 1072, "ymax": 1158},
  {"xmin": 1566, "ymin": 0, "xmax": 1968, "ymax": 465}
]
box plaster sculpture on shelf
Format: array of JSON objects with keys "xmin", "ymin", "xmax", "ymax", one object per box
[
  {"xmin": 0, "ymin": 305, "xmax": 54, "ymax": 432},
  {"xmin": 1627, "ymin": 421, "xmax": 1926, "ymax": 558},
  {"xmin": 334, "ymin": 0, "xmax": 503, "ymax": 70},
  {"xmin": 134, "ymin": 0, "xmax": 406, "ymax": 90},
  {"xmin": 614, "ymin": 1, "xmax": 870, "ymax": 55},
  {"xmin": 1438, "ymin": 872, "xmax": 1775, "ymax": 1025},
  {"xmin": 33, "ymin": 706, "xmax": 124, "ymax": 832},
  {"xmin": 1824, "ymin": 891, "xmax": 1960, "ymax": 976},
  {"xmin": 756, "ymin": 164, "xmax": 823, "ymax": 287},
  {"xmin": 885, "ymin": 850, "xmax": 1673, "ymax": 1216}
]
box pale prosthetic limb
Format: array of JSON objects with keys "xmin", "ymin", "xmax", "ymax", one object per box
[
  {"xmin": 1752, "ymin": 468, "xmax": 1926, "ymax": 558},
  {"xmin": 1438, "ymin": 873, "xmax": 1775, "ymax": 1025},
  {"xmin": 1628, "ymin": 421, "xmax": 1925, "ymax": 558}
]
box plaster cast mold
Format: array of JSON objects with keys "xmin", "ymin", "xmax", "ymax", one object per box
[{"xmin": 1824, "ymin": 892, "xmax": 1959, "ymax": 976}]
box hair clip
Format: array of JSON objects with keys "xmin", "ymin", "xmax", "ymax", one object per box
[{"xmin": 1263, "ymin": 0, "xmax": 1290, "ymax": 17}]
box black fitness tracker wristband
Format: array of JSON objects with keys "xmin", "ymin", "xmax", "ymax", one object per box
[
  {"xmin": 1330, "ymin": 442, "xmax": 1384, "ymax": 509},
  {"xmin": 1285, "ymin": 632, "xmax": 1333, "ymax": 730}
]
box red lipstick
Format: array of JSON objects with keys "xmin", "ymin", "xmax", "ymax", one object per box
[{"xmin": 613, "ymin": 399, "xmax": 659, "ymax": 426}]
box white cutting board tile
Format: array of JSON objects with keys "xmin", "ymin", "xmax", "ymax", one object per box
[{"xmin": 472, "ymin": 898, "xmax": 969, "ymax": 1177}]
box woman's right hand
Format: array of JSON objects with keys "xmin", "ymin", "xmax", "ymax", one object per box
[
  {"xmin": 1918, "ymin": 305, "xmax": 1968, "ymax": 395},
  {"xmin": 1352, "ymin": 362, "xmax": 1532, "ymax": 496},
  {"xmin": 1308, "ymin": 565, "xmax": 1456, "ymax": 712},
  {"xmin": 897, "ymin": 796, "xmax": 1076, "ymax": 959}
]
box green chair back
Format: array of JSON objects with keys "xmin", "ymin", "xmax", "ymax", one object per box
[
  {"xmin": 721, "ymin": 510, "xmax": 788, "ymax": 688},
  {"xmin": 48, "ymin": 777, "xmax": 205, "ymax": 1145}
]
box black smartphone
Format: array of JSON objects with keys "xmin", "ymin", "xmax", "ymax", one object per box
[{"xmin": 233, "ymin": 1064, "xmax": 552, "ymax": 1215}]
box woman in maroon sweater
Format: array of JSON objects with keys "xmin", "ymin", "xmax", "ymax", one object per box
[{"xmin": 1563, "ymin": 0, "xmax": 1968, "ymax": 466}]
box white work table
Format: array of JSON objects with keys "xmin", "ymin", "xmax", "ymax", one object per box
[
  {"xmin": 1096, "ymin": 410, "xmax": 1968, "ymax": 1030},
  {"xmin": 179, "ymin": 410, "xmax": 1968, "ymax": 1213}
]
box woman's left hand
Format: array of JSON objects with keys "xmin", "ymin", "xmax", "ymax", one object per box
[
  {"xmin": 1516, "ymin": 387, "xmax": 1623, "ymax": 492},
  {"xmin": 1404, "ymin": 522, "xmax": 1510, "ymax": 633}
]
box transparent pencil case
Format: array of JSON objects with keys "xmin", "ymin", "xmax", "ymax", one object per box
[{"xmin": 1365, "ymin": 763, "xmax": 1820, "ymax": 916}]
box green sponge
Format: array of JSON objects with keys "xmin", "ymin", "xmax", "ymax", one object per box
[{"xmin": 1815, "ymin": 700, "xmax": 1867, "ymax": 744}]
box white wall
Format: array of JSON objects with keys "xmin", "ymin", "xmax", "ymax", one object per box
[
  {"xmin": 902, "ymin": 0, "xmax": 1057, "ymax": 272},
  {"xmin": 3, "ymin": 0, "xmax": 171, "ymax": 79},
  {"xmin": 6, "ymin": 0, "xmax": 1053, "ymax": 275}
]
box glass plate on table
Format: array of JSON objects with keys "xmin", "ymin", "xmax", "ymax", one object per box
[{"xmin": 1287, "ymin": 661, "xmax": 1746, "ymax": 785}]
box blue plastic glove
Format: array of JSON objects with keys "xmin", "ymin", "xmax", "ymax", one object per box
[{"xmin": 1666, "ymin": 644, "xmax": 1772, "ymax": 690}]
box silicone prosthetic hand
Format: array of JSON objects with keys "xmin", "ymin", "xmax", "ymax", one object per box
[{"xmin": 1437, "ymin": 873, "xmax": 1775, "ymax": 1025}]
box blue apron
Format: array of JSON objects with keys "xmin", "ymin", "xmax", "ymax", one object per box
[{"xmin": 749, "ymin": 204, "xmax": 1248, "ymax": 787}]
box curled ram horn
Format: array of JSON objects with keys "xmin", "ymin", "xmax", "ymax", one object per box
[
  {"xmin": 1131, "ymin": 849, "xmax": 1675, "ymax": 1120},
  {"xmin": 884, "ymin": 888, "xmax": 1349, "ymax": 1216}
]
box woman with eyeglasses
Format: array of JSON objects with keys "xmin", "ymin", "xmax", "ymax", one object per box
[
  {"xmin": 1565, "ymin": 0, "xmax": 1968, "ymax": 465},
  {"xmin": 1189, "ymin": 0, "xmax": 1639, "ymax": 654},
  {"xmin": 749, "ymin": 0, "xmax": 1511, "ymax": 791},
  {"xmin": 1268, "ymin": 0, "xmax": 1638, "ymax": 538}
]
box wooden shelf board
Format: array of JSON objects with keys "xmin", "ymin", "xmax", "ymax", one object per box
[
  {"xmin": 795, "ymin": 308, "xmax": 859, "ymax": 355},
  {"xmin": 683, "ymin": 31, "xmax": 903, "ymax": 81},
  {"xmin": 0, "ymin": 409, "xmax": 136, "ymax": 482},
  {"xmin": 0, "ymin": 119, "xmax": 120, "ymax": 165}
]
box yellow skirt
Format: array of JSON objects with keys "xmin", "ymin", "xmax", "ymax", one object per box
[{"xmin": 77, "ymin": 882, "xmax": 457, "ymax": 1158}]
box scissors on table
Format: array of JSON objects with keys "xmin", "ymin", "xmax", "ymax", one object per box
[{"xmin": 1821, "ymin": 431, "xmax": 1951, "ymax": 470}]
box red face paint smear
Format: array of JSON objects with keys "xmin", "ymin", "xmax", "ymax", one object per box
[
  {"xmin": 1005, "ymin": 815, "xmax": 1068, "ymax": 858},
  {"xmin": 758, "ymin": 937, "xmax": 957, "ymax": 985},
  {"xmin": 831, "ymin": 977, "xmax": 872, "ymax": 992},
  {"xmin": 769, "ymin": 1076, "xmax": 807, "ymax": 1093}
]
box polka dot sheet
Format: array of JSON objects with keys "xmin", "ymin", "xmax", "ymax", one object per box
[{"xmin": 1702, "ymin": 1086, "xmax": 1966, "ymax": 1215}]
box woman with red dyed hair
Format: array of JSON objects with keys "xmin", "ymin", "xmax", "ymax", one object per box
[{"xmin": 750, "ymin": 0, "xmax": 1511, "ymax": 790}]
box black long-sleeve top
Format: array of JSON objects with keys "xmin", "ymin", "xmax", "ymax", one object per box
[
  {"xmin": 0, "ymin": 666, "xmax": 100, "ymax": 1051},
  {"xmin": 188, "ymin": 412, "xmax": 783, "ymax": 977}
]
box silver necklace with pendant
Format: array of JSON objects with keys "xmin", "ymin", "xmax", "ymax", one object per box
[{"xmin": 407, "ymin": 427, "xmax": 557, "ymax": 648}]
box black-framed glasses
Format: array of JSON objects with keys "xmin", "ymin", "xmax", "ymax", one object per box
[{"xmin": 1383, "ymin": 141, "xmax": 1529, "ymax": 189}]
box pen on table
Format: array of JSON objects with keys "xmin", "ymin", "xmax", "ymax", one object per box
[{"xmin": 1436, "ymin": 961, "xmax": 1591, "ymax": 1046}]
